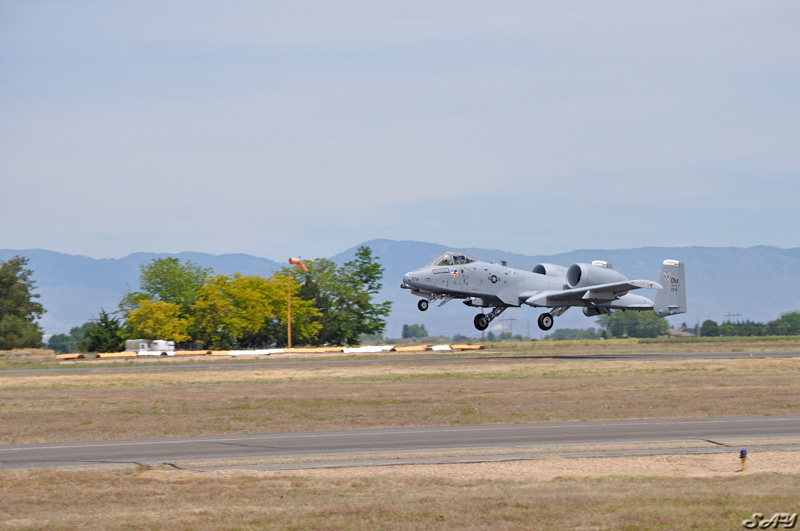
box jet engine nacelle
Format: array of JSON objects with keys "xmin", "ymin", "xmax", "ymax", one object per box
[
  {"xmin": 532, "ymin": 263, "xmax": 569, "ymax": 278},
  {"xmin": 567, "ymin": 262, "xmax": 628, "ymax": 288}
]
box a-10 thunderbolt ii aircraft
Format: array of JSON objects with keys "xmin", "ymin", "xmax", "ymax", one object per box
[{"xmin": 401, "ymin": 251, "xmax": 686, "ymax": 331}]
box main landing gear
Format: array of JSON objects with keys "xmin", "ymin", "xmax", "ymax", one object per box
[
  {"xmin": 536, "ymin": 307, "xmax": 569, "ymax": 331},
  {"xmin": 473, "ymin": 306, "xmax": 507, "ymax": 331},
  {"xmin": 474, "ymin": 308, "xmax": 564, "ymax": 332}
]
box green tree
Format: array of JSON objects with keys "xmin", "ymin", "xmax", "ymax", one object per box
[
  {"xmin": 48, "ymin": 323, "xmax": 91, "ymax": 353},
  {"xmin": 779, "ymin": 312, "xmax": 800, "ymax": 335},
  {"xmin": 402, "ymin": 324, "xmax": 428, "ymax": 339},
  {"xmin": 285, "ymin": 246, "xmax": 391, "ymax": 345},
  {"xmin": 700, "ymin": 319, "xmax": 720, "ymax": 337},
  {"xmin": 288, "ymin": 258, "xmax": 341, "ymax": 344},
  {"xmin": 79, "ymin": 310, "xmax": 126, "ymax": 353},
  {"xmin": 0, "ymin": 256, "xmax": 45, "ymax": 349},
  {"xmin": 345, "ymin": 246, "xmax": 392, "ymax": 338},
  {"xmin": 47, "ymin": 333, "xmax": 73, "ymax": 354},
  {"xmin": 121, "ymin": 257, "xmax": 211, "ymax": 315},
  {"xmin": 766, "ymin": 318, "xmax": 788, "ymax": 336},
  {"xmin": 596, "ymin": 311, "xmax": 669, "ymax": 338},
  {"xmin": 719, "ymin": 321, "xmax": 737, "ymax": 336}
]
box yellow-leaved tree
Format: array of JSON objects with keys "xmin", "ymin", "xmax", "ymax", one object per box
[
  {"xmin": 266, "ymin": 274, "xmax": 322, "ymax": 347},
  {"xmin": 126, "ymin": 300, "xmax": 191, "ymax": 342},
  {"xmin": 191, "ymin": 273, "xmax": 320, "ymax": 349}
]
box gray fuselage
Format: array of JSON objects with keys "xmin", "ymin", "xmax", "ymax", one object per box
[{"xmin": 403, "ymin": 260, "xmax": 563, "ymax": 307}]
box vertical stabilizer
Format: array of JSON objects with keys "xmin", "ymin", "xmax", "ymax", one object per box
[{"xmin": 654, "ymin": 260, "xmax": 687, "ymax": 316}]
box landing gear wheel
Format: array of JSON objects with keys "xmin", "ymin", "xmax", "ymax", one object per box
[
  {"xmin": 538, "ymin": 313, "xmax": 554, "ymax": 331},
  {"xmin": 474, "ymin": 313, "xmax": 489, "ymax": 331},
  {"xmin": 417, "ymin": 300, "xmax": 429, "ymax": 312}
]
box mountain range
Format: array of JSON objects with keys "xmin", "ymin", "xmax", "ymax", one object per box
[{"xmin": 2, "ymin": 240, "xmax": 799, "ymax": 339}]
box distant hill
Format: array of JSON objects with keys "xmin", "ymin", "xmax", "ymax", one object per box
[{"xmin": 3, "ymin": 241, "xmax": 799, "ymax": 339}]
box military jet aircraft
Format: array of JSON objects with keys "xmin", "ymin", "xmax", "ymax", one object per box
[{"xmin": 401, "ymin": 252, "xmax": 686, "ymax": 331}]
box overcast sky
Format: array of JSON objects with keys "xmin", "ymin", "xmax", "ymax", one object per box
[{"xmin": 2, "ymin": 1, "xmax": 798, "ymax": 261}]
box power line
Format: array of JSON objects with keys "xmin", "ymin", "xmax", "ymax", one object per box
[
  {"xmin": 724, "ymin": 312, "xmax": 743, "ymax": 323},
  {"xmin": 500, "ymin": 317, "xmax": 516, "ymax": 336}
]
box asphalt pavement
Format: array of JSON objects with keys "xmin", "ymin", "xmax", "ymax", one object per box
[{"xmin": 2, "ymin": 415, "xmax": 799, "ymax": 470}]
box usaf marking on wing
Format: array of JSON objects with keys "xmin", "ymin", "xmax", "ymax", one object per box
[{"xmin": 401, "ymin": 252, "xmax": 686, "ymax": 332}]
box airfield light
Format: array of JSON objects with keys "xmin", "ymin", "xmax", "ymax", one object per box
[
  {"xmin": 740, "ymin": 449, "xmax": 748, "ymax": 472},
  {"xmin": 287, "ymin": 258, "xmax": 308, "ymax": 349}
]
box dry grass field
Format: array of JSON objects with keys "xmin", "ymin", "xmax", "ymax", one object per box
[
  {"xmin": 2, "ymin": 355, "xmax": 799, "ymax": 444},
  {"xmin": 1, "ymin": 466, "xmax": 798, "ymax": 530},
  {"xmin": 2, "ymin": 339, "xmax": 799, "ymax": 529}
]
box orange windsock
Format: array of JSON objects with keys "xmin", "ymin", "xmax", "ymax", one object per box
[{"xmin": 289, "ymin": 257, "xmax": 308, "ymax": 272}]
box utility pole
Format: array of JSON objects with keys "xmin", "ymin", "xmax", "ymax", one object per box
[{"xmin": 500, "ymin": 317, "xmax": 516, "ymax": 338}]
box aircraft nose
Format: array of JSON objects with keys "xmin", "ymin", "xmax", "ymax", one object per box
[{"xmin": 402, "ymin": 272, "xmax": 414, "ymax": 288}]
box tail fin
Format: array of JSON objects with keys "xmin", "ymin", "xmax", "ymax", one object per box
[{"xmin": 654, "ymin": 260, "xmax": 687, "ymax": 317}]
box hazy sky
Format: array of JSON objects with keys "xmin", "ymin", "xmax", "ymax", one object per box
[{"xmin": 2, "ymin": 1, "xmax": 798, "ymax": 260}]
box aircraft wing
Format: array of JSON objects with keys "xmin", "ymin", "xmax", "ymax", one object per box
[{"xmin": 522, "ymin": 279, "xmax": 662, "ymax": 307}]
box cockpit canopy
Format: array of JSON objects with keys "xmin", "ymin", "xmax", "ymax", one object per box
[{"xmin": 427, "ymin": 251, "xmax": 477, "ymax": 267}]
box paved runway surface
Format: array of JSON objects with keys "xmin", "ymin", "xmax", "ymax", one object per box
[{"xmin": 2, "ymin": 416, "xmax": 798, "ymax": 470}]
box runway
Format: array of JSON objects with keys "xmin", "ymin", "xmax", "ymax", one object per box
[{"xmin": 2, "ymin": 415, "xmax": 799, "ymax": 471}]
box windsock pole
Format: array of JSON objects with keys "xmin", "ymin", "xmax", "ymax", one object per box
[
  {"xmin": 287, "ymin": 258, "xmax": 308, "ymax": 348},
  {"xmin": 287, "ymin": 286, "xmax": 291, "ymax": 349}
]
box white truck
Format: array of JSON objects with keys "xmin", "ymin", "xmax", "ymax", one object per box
[{"xmin": 125, "ymin": 339, "xmax": 176, "ymax": 356}]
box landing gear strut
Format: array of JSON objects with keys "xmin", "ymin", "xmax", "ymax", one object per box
[
  {"xmin": 536, "ymin": 307, "xmax": 569, "ymax": 331},
  {"xmin": 473, "ymin": 306, "xmax": 507, "ymax": 331}
]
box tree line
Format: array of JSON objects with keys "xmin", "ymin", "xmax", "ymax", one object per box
[
  {"xmin": 534, "ymin": 311, "xmax": 668, "ymax": 340},
  {"xmin": 4, "ymin": 251, "xmax": 800, "ymax": 351},
  {"xmin": 543, "ymin": 311, "xmax": 800, "ymax": 340},
  {"xmin": 0, "ymin": 248, "xmax": 391, "ymax": 353},
  {"xmin": 697, "ymin": 313, "xmax": 800, "ymax": 337}
]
